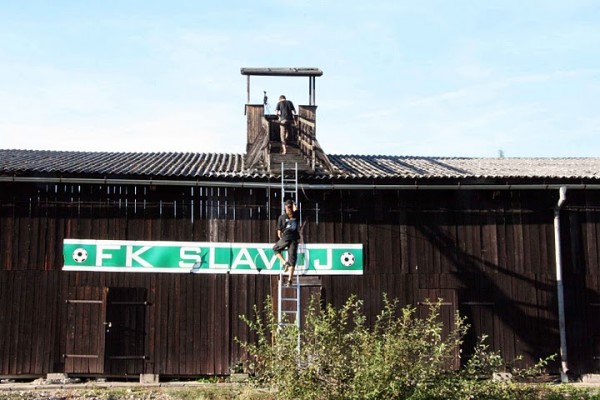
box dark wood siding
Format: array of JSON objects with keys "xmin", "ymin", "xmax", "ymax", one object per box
[
  {"xmin": 65, "ymin": 286, "xmax": 107, "ymax": 374},
  {"xmin": 1, "ymin": 181, "xmax": 600, "ymax": 376}
]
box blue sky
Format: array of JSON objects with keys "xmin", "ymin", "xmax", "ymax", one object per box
[{"xmin": 1, "ymin": 1, "xmax": 599, "ymax": 157}]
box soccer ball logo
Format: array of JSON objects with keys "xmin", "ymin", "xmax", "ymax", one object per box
[
  {"xmin": 72, "ymin": 248, "xmax": 88, "ymax": 263},
  {"xmin": 340, "ymin": 252, "xmax": 355, "ymax": 267}
]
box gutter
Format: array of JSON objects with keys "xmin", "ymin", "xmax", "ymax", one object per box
[{"xmin": 2, "ymin": 175, "xmax": 600, "ymax": 190}]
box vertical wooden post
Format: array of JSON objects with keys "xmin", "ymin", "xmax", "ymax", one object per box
[{"xmin": 246, "ymin": 76, "xmax": 250, "ymax": 104}]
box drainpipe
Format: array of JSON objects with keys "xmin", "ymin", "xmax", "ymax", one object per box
[{"xmin": 554, "ymin": 186, "xmax": 568, "ymax": 382}]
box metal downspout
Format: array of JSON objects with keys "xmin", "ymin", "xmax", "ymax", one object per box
[{"xmin": 554, "ymin": 186, "xmax": 568, "ymax": 382}]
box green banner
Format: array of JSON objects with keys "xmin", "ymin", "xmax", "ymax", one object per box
[{"xmin": 63, "ymin": 239, "xmax": 363, "ymax": 275}]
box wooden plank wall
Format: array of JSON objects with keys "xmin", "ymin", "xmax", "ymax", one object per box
[{"xmin": 1, "ymin": 182, "xmax": 600, "ymax": 376}]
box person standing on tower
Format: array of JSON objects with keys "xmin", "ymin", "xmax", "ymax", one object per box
[{"xmin": 275, "ymin": 95, "xmax": 296, "ymax": 155}]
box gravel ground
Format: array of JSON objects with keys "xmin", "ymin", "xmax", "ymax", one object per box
[
  {"xmin": 0, "ymin": 388, "xmax": 171, "ymax": 400},
  {"xmin": 0, "ymin": 379, "xmax": 270, "ymax": 400}
]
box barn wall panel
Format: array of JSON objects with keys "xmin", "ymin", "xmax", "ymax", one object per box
[{"xmin": 1, "ymin": 183, "xmax": 600, "ymax": 375}]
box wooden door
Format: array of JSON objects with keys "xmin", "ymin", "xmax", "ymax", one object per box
[
  {"xmin": 104, "ymin": 287, "xmax": 148, "ymax": 375},
  {"xmin": 65, "ymin": 287, "xmax": 108, "ymax": 374}
]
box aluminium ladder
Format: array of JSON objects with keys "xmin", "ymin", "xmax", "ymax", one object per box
[{"xmin": 277, "ymin": 162, "xmax": 302, "ymax": 342}]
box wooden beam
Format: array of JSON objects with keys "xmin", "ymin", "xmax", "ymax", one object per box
[{"xmin": 240, "ymin": 67, "xmax": 323, "ymax": 77}]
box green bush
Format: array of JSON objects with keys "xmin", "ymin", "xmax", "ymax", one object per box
[
  {"xmin": 236, "ymin": 294, "xmax": 593, "ymax": 400},
  {"xmin": 462, "ymin": 334, "xmax": 557, "ymax": 381},
  {"xmin": 238, "ymin": 294, "xmax": 467, "ymax": 400}
]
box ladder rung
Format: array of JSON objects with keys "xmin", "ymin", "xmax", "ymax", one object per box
[
  {"xmin": 278, "ymin": 323, "xmax": 296, "ymax": 327},
  {"xmin": 281, "ymin": 297, "xmax": 297, "ymax": 301},
  {"xmin": 282, "ymin": 311, "xmax": 298, "ymax": 314}
]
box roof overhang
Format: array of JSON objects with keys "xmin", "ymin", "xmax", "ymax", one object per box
[{"xmin": 240, "ymin": 67, "xmax": 323, "ymax": 77}]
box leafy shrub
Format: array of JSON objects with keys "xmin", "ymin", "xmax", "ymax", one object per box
[
  {"xmin": 462, "ymin": 334, "xmax": 556, "ymax": 381},
  {"xmin": 238, "ymin": 294, "xmax": 467, "ymax": 400},
  {"xmin": 236, "ymin": 294, "xmax": 580, "ymax": 400}
]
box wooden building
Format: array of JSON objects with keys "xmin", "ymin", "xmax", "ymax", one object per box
[{"xmin": 2, "ymin": 68, "xmax": 600, "ymax": 380}]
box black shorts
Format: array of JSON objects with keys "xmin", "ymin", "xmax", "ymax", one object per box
[{"xmin": 273, "ymin": 238, "xmax": 298, "ymax": 266}]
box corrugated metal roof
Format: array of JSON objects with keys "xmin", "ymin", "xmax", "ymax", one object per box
[
  {"xmin": 0, "ymin": 150, "xmax": 252, "ymax": 178},
  {"xmin": 1, "ymin": 149, "xmax": 600, "ymax": 181},
  {"xmin": 327, "ymin": 154, "xmax": 600, "ymax": 179}
]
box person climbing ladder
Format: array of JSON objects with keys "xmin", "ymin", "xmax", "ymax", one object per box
[{"xmin": 273, "ymin": 199, "xmax": 299, "ymax": 286}]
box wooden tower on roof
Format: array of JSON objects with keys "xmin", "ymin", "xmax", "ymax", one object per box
[{"xmin": 241, "ymin": 67, "xmax": 335, "ymax": 175}]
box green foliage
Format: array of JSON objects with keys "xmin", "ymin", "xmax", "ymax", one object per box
[
  {"xmin": 342, "ymin": 296, "xmax": 468, "ymax": 400},
  {"xmin": 238, "ymin": 294, "xmax": 468, "ymax": 400},
  {"xmin": 462, "ymin": 334, "xmax": 507, "ymax": 379},
  {"xmin": 236, "ymin": 293, "xmax": 596, "ymax": 399},
  {"xmin": 236, "ymin": 295, "xmax": 302, "ymax": 388},
  {"xmin": 462, "ymin": 334, "xmax": 557, "ymax": 381},
  {"xmin": 512, "ymin": 353, "xmax": 558, "ymax": 381}
]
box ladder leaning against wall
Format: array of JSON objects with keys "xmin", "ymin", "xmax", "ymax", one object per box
[{"xmin": 277, "ymin": 162, "xmax": 302, "ymax": 340}]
